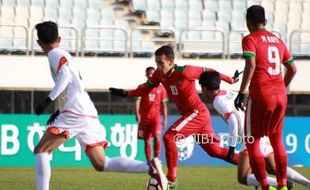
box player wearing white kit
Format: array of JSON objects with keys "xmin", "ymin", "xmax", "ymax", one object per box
[
  {"xmin": 199, "ymin": 71, "xmax": 310, "ymax": 189},
  {"xmin": 34, "ymin": 21, "xmax": 168, "ymax": 190}
]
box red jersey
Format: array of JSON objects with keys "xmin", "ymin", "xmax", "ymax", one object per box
[
  {"xmin": 138, "ymin": 85, "xmax": 168, "ymax": 123},
  {"xmin": 129, "ymin": 65, "xmax": 234, "ymax": 116},
  {"xmin": 242, "ymin": 30, "xmax": 294, "ymax": 98}
]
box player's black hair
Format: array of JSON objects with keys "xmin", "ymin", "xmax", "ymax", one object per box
[
  {"xmin": 35, "ymin": 21, "xmax": 59, "ymax": 44},
  {"xmin": 155, "ymin": 45, "xmax": 174, "ymax": 60},
  {"xmin": 246, "ymin": 5, "xmax": 266, "ymax": 26},
  {"xmin": 146, "ymin": 67, "xmax": 155, "ymax": 72},
  {"xmin": 199, "ymin": 71, "xmax": 221, "ymax": 90}
]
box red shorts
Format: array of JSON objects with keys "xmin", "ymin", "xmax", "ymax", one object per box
[
  {"xmin": 167, "ymin": 109, "xmax": 218, "ymax": 142},
  {"xmin": 138, "ymin": 121, "xmax": 162, "ymax": 141},
  {"xmin": 245, "ymin": 94, "xmax": 287, "ymax": 138}
]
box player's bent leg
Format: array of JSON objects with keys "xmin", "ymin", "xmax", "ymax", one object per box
[
  {"xmin": 237, "ymin": 150, "xmax": 252, "ymax": 185},
  {"xmin": 269, "ymin": 131, "xmax": 288, "ymax": 188},
  {"xmin": 199, "ymin": 136, "xmax": 239, "ymax": 165},
  {"xmin": 85, "ymin": 146, "xmax": 105, "ymax": 171},
  {"xmin": 144, "ymin": 139, "xmax": 152, "ymax": 161},
  {"xmin": 154, "ymin": 133, "xmax": 161, "ymax": 159},
  {"xmin": 163, "ymin": 130, "xmax": 178, "ymax": 183},
  {"xmin": 34, "ymin": 130, "xmax": 67, "ymax": 190},
  {"xmin": 246, "ymin": 138, "xmax": 270, "ymax": 190}
]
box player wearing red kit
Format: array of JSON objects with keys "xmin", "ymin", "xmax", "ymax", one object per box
[
  {"xmin": 234, "ymin": 5, "xmax": 297, "ymax": 190},
  {"xmin": 136, "ymin": 67, "xmax": 168, "ymax": 161},
  {"xmin": 110, "ymin": 45, "xmax": 242, "ymax": 189}
]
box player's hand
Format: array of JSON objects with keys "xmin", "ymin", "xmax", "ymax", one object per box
[
  {"xmin": 234, "ymin": 92, "xmax": 245, "ymax": 111},
  {"xmin": 225, "ymin": 146, "xmax": 235, "ymax": 163},
  {"xmin": 109, "ymin": 87, "xmax": 128, "ymax": 97},
  {"xmin": 35, "ymin": 97, "xmax": 53, "ymax": 115},
  {"xmin": 46, "ymin": 109, "xmax": 60, "ymax": 125},
  {"xmin": 232, "ymin": 70, "xmax": 243, "ymax": 83}
]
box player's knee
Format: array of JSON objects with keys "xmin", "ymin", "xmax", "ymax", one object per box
[
  {"xmin": 163, "ymin": 132, "xmax": 174, "ymax": 144},
  {"xmin": 92, "ymin": 161, "xmax": 104, "ymax": 172},
  {"xmin": 34, "ymin": 145, "xmax": 52, "ymax": 154}
]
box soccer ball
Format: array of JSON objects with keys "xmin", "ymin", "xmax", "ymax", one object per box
[{"xmin": 146, "ymin": 177, "xmax": 162, "ymax": 190}]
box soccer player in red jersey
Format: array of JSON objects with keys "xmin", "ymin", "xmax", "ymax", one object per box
[
  {"xmin": 110, "ymin": 45, "xmax": 242, "ymax": 189},
  {"xmin": 135, "ymin": 66, "xmax": 168, "ymax": 161},
  {"xmin": 234, "ymin": 5, "xmax": 297, "ymax": 190}
]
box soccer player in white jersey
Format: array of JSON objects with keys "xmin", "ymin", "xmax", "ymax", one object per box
[
  {"xmin": 34, "ymin": 21, "xmax": 168, "ymax": 190},
  {"xmin": 199, "ymin": 71, "xmax": 310, "ymax": 189}
]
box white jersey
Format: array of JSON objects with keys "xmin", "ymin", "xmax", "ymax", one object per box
[
  {"xmin": 213, "ymin": 90, "xmax": 244, "ymax": 147},
  {"xmin": 47, "ymin": 48, "xmax": 97, "ymax": 117},
  {"xmin": 213, "ymin": 90, "xmax": 273, "ymax": 157}
]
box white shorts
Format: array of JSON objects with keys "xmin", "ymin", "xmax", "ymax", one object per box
[
  {"xmin": 241, "ymin": 136, "xmax": 273, "ymax": 157},
  {"xmin": 47, "ymin": 112, "xmax": 108, "ymax": 151}
]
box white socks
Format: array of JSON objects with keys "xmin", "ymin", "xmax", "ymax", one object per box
[
  {"xmin": 35, "ymin": 153, "xmax": 51, "ymax": 190},
  {"xmin": 287, "ymin": 167, "xmax": 310, "ymax": 187},
  {"xmin": 246, "ymin": 174, "xmax": 278, "ymax": 186},
  {"xmin": 104, "ymin": 157, "xmax": 149, "ymax": 173}
]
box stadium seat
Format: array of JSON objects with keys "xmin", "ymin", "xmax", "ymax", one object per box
[
  {"xmin": 161, "ymin": 0, "xmax": 174, "ymax": 11},
  {"xmin": 203, "ymin": 0, "xmax": 218, "ymax": 12},
  {"xmin": 218, "ymin": 0, "xmax": 232, "ymax": 11},
  {"xmin": 43, "ymin": 7, "xmax": 58, "ymax": 22},
  {"xmin": 189, "ymin": 0, "xmax": 203, "ymax": 11},
  {"xmin": 247, "ymin": 0, "xmax": 261, "ymax": 8},
  {"xmin": 73, "ymin": 0, "xmax": 88, "ymax": 9},
  {"xmin": 58, "ymin": 8, "xmax": 73, "ymax": 24},
  {"xmin": 86, "ymin": 8, "xmax": 101, "ymax": 26},
  {"xmin": 202, "ymin": 10, "xmax": 216, "ymax": 22},
  {"xmin": 261, "ymin": 0, "xmax": 274, "ymax": 12},
  {"xmin": 160, "ymin": 10, "xmax": 174, "ymax": 28},
  {"xmin": 217, "ymin": 10, "xmax": 231, "ymax": 23},
  {"xmin": 145, "ymin": 10, "xmax": 160, "ymax": 23},
  {"xmin": 0, "ymin": 26, "xmax": 14, "ymax": 53},
  {"xmin": 232, "ymin": 0, "xmax": 246, "ymax": 10},
  {"xmin": 29, "ymin": 6, "xmax": 44, "ymax": 20},
  {"xmin": 31, "ymin": 0, "xmax": 44, "ymax": 6},
  {"xmin": 45, "ymin": 0, "xmax": 59, "ymax": 8},
  {"xmin": 60, "ymin": 0, "xmax": 74, "ymax": 9},
  {"xmin": 88, "ymin": 0, "xmax": 103, "ymax": 10},
  {"xmin": 175, "ymin": 0, "xmax": 188, "ymax": 11},
  {"xmin": 146, "ymin": 0, "xmax": 160, "ymax": 11},
  {"xmin": 1, "ymin": 0, "xmax": 16, "ymax": 6},
  {"xmin": 188, "ymin": 11, "xmax": 202, "ymax": 28},
  {"xmin": 73, "ymin": 8, "xmax": 86, "ymax": 22},
  {"xmin": 174, "ymin": 10, "xmax": 187, "ymax": 31},
  {"xmin": 16, "ymin": 0, "xmax": 30, "ymax": 6},
  {"xmin": 1, "ymin": 6, "xmax": 15, "ymax": 20},
  {"xmin": 132, "ymin": 0, "xmax": 146, "ymax": 12}
]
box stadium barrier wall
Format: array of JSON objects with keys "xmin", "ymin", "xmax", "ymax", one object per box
[
  {"xmin": 0, "ymin": 114, "xmax": 309, "ymax": 167},
  {"xmin": 0, "ymin": 56, "xmax": 309, "ymax": 93}
]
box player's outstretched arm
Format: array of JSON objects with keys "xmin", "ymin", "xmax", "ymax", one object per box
[
  {"xmin": 208, "ymin": 68, "xmax": 242, "ymax": 84},
  {"xmin": 109, "ymin": 87, "xmax": 128, "ymax": 97}
]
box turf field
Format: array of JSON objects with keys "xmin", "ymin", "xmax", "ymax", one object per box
[{"xmin": 1, "ymin": 167, "xmax": 309, "ymax": 190}]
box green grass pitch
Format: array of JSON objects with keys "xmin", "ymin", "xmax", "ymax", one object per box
[{"xmin": 0, "ymin": 167, "xmax": 309, "ymax": 190}]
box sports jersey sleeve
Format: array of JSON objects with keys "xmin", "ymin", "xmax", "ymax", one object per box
[
  {"xmin": 214, "ymin": 99, "xmax": 238, "ymax": 147},
  {"xmin": 207, "ymin": 68, "xmax": 235, "ymax": 84},
  {"xmin": 48, "ymin": 64, "xmax": 72, "ymax": 101},
  {"xmin": 242, "ymin": 36, "xmax": 256, "ymax": 58},
  {"xmin": 183, "ymin": 65, "xmax": 205, "ymax": 80},
  {"xmin": 128, "ymin": 70, "xmax": 160, "ymax": 97},
  {"xmin": 282, "ymin": 41, "xmax": 294, "ymax": 65}
]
